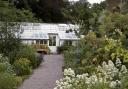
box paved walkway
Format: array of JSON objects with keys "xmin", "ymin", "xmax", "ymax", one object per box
[{"xmin": 18, "ymin": 55, "xmax": 64, "ymax": 89}]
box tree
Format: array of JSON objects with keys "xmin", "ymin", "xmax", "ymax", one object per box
[
  {"xmin": 34, "ymin": 0, "xmax": 65, "ymax": 22},
  {"xmin": 88, "ymin": 1, "xmax": 106, "ymax": 34},
  {"xmin": 99, "ymin": 12, "xmax": 128, "ymax": 47},
  {"xmin": 0, "ymin": 0, "xmax": 40, "ymax": 55},
  {"xmin": 0, "ymin": 22, "xmax": 21, "ymax": 55},
  {"xmin": 79, "ymin": 1, "xmax": 106, "ymax": 35},
  {"xmin": 61, "ymin": 0, "xmax": 106, "ymax": 35},
  {"xmin": 0, "ymin": 0, "xmax": 40, "ymax": 22}
]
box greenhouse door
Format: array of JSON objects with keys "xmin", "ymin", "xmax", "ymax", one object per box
[{"xmin": 49, "ymin": 34, "xmax": 57, "ymax": 53}]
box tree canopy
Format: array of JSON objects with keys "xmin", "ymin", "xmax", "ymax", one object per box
[{"xmin": 0, "ymin": 0, "xmax": 40, "ymax": 22}]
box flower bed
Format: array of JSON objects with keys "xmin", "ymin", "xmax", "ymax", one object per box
[{"xmin": 54, "ymin": 59, "xmax": 128, "ymax": 89}]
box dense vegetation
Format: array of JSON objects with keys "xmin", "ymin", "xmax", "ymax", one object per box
[
  {"xmin": 0, "ymin": 0, "xmax": 40, "ymax": 22},
  {"xmin": 0, "ymin": 0, "xmax": 67, "ymax": 23},
  {"xmin": 54, "ymin": 0, "xmax": 128, "ymax": 89},
  {"xmin": 0, "ymin": 0, "xmax": 128, "ymax": 89},
  {"xmin": 0, "ymin": 0, "xmax": 43, "ymax": 89}
]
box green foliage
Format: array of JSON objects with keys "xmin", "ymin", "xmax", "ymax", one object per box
[
  {"xmin": 9, "ymin": 45, "xmax": 41, "ymax": 68},
  {"xmin": 13, "ymin": 58, "xmax": 32, "ymax": 76},
  {"xmin": 97, "ymin": 38, "xmax": 128, "ymax": 64},
  {"xmin": 0, "ymin": 54, "xmax": 14, "ymax": 74},
  {"xmin": 57, "ymin": 44, "xmax": 72, "ymax": 54},
  {"xmin": 13, "ymin": 9, "xmax": 41, "ymax": 22},
  {"xmin": 0, "ymin": 22, "xmax": 21, "ymax": 55},
  {"xmin": 120, "ymin": 74, "xmax": 128, "ymax": 89},
  {"xmin": 0, "ymin": 62, "xmax": 14, "ymax": 74},
  {"xmin": 99, "ymin": 13, "xmax": 128, "ymax": 39},
  {"xmin": 64, "ymin": 12, "xmax": 128, "ymax": 75},
  {"xmin": 0, "ymin": 54, "xmax": 9, "ymax": 62},
  {"xmin": 0, "ymin": 73, "xmax": 17, "ymax": 89},
  {"xmin": 15, "ymin": 76, "xmax": 23, "ymax": 86},
  {"xmin": 55, "ymin": 59, "xmax": 128, "ymax": 89},
  {"xmin": 31, "ymin": 0, "xmax": 65, "ymax": 22},
  {"xmin": 0, "ymin": 0, "xmax": 40, "ymax": 22},
  {"xmin": 63, "ymin": 1, "xmax": 107, "ymax": 34},
  {"xmin": 89, "ymin": 83, "xmax": 110, "ymax": 89},
  {"xmin": 75, "ymin": 66, "xmax": 96, "ymax": 74}
]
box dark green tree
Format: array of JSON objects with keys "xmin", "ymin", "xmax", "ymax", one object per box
[
  {"xmin": 0, "ymin": 0, "xmax": 40, "ymax": 22},
  {"xmin": 0, "ymin": 22, "xmax": 21, "ymax": 56},
  {"xmin": 0, "ymin": 0, "xmax": 40, "ymax": 55},
  {"xmin": 35, "ymin": 0, "xmax": 65, "ymax": 22}
]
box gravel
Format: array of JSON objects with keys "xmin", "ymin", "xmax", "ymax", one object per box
[{"xmin": 18, "ymin": 54, "xmax": 64, "ymax": 89}]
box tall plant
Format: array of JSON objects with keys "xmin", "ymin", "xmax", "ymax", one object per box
[{"xmin": 0, "ymin": 22, "xmax": 21, "ymax": 56}]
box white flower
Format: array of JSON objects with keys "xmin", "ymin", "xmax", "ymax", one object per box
[
  {"xmin": 90, "ymin": 75, "xmax": 98, "ymax": 84},
  {"xmin": 110, "ymin": 81, "xmax": 117, "ymax": 88},
  {"xmin": 64, "ymin": 68, "xmax": 75, "ymax": 77},
  {"xmin": 110, "ymin": 80, "xmax": 121, "ymax": 88},
  {"xmin": 121, "ymin": 65, "xmax": 127, "ymax": 74},
  {"xmin": 54, "ymin": 59, "xmax": 128, "ymax": 89},
  {"xmin": 108, "ymin": 60, "xmax": 115, "ymax": 67},
  {"xmin": 56, "ymin": 80, "xmax": 60, "ymax": 86},
  {"xmin": 116, "ymin": 58, "xmax": 122, "ymax": 67},
  {"xmin": 54, "ymin": 87, "xmax": 57, "ymax": 89}
]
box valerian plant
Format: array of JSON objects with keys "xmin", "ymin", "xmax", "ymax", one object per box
[{"xmin": 54, "ymin": 59, "xmax": 127, "ymax": 89}]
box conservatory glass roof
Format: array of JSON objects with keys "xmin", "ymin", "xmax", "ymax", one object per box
[
  {"xmin": 21, "ymin": 23, "xmax": 59, "ymax": 30},
  {"xmin": 21, "ymin": 31, "xmax": 49, "ymax": 40},
  {"xmin": 20, "ymin": 23, "xmax": 79, "ymax": 40},
  {"xmin": 58, "ymin": 33, "xmax": 78, "ymax": 40}
]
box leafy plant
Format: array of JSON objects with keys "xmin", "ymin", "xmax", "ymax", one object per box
[
  {"xmin": 0, "ymin": 73, "xmax": 17, "ymax": 89},
  {"xmin": 9, "ymin": 45, "xmax": 41, "ymax": 68},
  {"xmin": 0, "ymin": 62, "xmax": 14, "ymax": 74},
  {"xmin": 54, "ymin": 59, "xmax": 127, "ymax": 89},
  {"xmin": 0, "ymin": 54, "xmax": 14, "ymax": 74},
  {"xmin": 15, "ymin": 76, "xmax": 23, "ymax": 86},
  {"xmin": 13, "ymin": 58, "xmax": 32, "ymax": 76}
]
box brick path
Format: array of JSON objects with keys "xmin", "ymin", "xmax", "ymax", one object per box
[{"xmin": 18, "ymin": 55, "xmax": 64, "ymax": 89}]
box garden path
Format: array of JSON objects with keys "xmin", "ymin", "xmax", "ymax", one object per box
[{"xmin": 18, "ymin": 55, "xmax": 64, "ymax": 89}]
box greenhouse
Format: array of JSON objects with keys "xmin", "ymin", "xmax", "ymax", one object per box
[{"xmin": 20, "ymin": 23, "xmax": 79, "ymax": 53}]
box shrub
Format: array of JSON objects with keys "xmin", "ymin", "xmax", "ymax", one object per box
[
  {"xmin": 57, "ymin": 45, "xmax": 70, "ymax": 54},
  {"xmin": 0, "ymin": 54, "xmax": 14, "ymax": 74},
  {"xmin": 54, "ymin": 59, "xmax": 127, "ymax": 89},
  {"xmin": 121, "ymin": 74, "xmax": 128, "ymax": 89},
  {"xmin": 35, "ymin": 53, "xmax": 43, "ymax": 66},
  {"xmin": 15, "ymin": 76, "xmax": 23, "ymax": 86},
  {"xmin": 54, "ymin": 68, "xmax": 110, "ymax": 89},
  {"xmin": 0, "ymin": 54, "xmax": 9, "ymax": 63},
  {"xmin": 0, "ymin": 73, "xmax": 17, "ymax": 89},
  {"xmin": 9, "ymin": 45, "xmax": 42, "ymax": 68},
  {"xmin": 75, "ymin": 66, "xmax": 97, "ymax": 74},
  {"xmin": 13, "ymin": 58, "xmax": 32, "ymax": 76},
  {"xmin": 0, "ymin": 62, "xmax": 14, "ymax": 74}
]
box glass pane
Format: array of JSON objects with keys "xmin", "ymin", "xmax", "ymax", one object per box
[
  {"xmin": 49, "ymin": 37, "xmax": 52, "ymax": 46},
  {"xmin": 44, "ymin": 40, "xmax": 47, "ymax": 44},
  {"xmin": 36, "ymin": 40, "xmax": 40, "ymax": 44},
  {"xmin": 40, "ymin": 40, "xmax": 43, "ymax": 44},
  {"xmin": 53, "ymin": 36, "xmax": 56, "ymax": 46},
  {"xmin": 65, "ymin": 40, "xmax": 72, "ymax": 46},
  {"xmin": 49, "ymin": 35, "xmax": 56, "ymax": 46}
]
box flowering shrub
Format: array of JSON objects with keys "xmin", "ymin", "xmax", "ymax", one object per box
[
  {"xmin": 54, "ymin": 59, "xmax": 128, "ymax": 89},
  {"xmin": 0, "ymin": 54, "xmax": 14, "ymax": 74},
  {"xmin": 13, "ymin": 58, "xmax": 32, "ymax": 76},
  {"xmin": 97, "ymin": 37, "xmax": 128, "ymax": 63},
  {"xmin": 0, "ymin": 62, "xmax": 14, "ymax": 74},
  {"xmin": 9, "ymin": 45, "xmax": 40, "ymax": 68}
]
